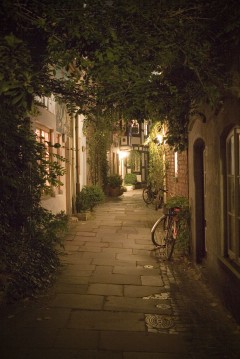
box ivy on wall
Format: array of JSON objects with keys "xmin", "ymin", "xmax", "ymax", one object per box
[
  {"xmin": 127, "ymin": 150, "xmax": 141, "ymax": 172},
  {"xmin": 85, "ymin": 115, "xmax": 112, "ymax": 187},
  {"xmin": 147, "ymin": 122, "xmax": 166, "ymax": 189}
]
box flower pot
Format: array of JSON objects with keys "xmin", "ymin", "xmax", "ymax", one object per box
[
  {"xmin": 109, "ymin": 187, "xmax": 120, "ymax": 197},
  {"xmin": 76, "ymin": 211, "xmax": 92, "ymax": 221}
]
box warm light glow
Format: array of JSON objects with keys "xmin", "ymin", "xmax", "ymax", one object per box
[
  {"xmin": 156, "ymin": 134, "xmax": 163, "ymax": 144},
  {"xmin": 119, "ymin": 151, "xmax": 130, "ymax": 159}
]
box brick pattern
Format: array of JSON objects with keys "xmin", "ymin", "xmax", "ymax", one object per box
[{"xmin": 165, "ymin": 148, "xmax": 188, "ymax": 199}]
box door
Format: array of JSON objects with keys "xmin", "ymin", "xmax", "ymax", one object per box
[{"xmin": 194, "ymin": 139, "xmax": 206, "ymax": 262}]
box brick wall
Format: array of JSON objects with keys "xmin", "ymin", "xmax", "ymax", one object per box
[{"xmin": 165, "ymin": 148, "xmax": 188, "ymax": 199}]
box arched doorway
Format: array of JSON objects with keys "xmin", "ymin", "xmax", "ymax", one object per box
[{"xmin": 194, "ymin": 139, "xmax": 206, "ymax": 262}]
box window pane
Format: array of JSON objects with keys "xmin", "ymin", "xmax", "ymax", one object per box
[{"xmin": 227, "ymin": 177, "xmax": 234, "ymax": 213}]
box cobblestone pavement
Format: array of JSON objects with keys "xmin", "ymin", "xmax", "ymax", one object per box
[{"xmin": 1, "ymin": 189, "xmax": 240, "ymax": 359}]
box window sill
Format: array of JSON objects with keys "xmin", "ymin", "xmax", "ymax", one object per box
[{"xmin": 217, "ymin": 256, "xmax": 240, "ymax": 280}]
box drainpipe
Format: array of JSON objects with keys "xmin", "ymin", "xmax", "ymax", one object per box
[{"xmin": 75, "ymin": 114, "xmax": 80, "ymax": 196}]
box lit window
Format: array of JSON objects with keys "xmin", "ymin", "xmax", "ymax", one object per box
[
  {"xmin": 35, "ymin": 126, "xmax": 51, "ymax": 189},
  {"xmin": 174, "ymin": 152, "xmax": 178, "ymax": 178},
  {"xmin": 131, "ymin": 120, "xmax": 139, "ymax": 135},
  {"xmin": 56, "ymin": 134, "xmax": 64, "ymax": 194}
]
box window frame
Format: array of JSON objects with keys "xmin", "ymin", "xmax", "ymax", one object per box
[{"xmin": 226, "ymin": 127, "xmax": 240, "ymax": 264}]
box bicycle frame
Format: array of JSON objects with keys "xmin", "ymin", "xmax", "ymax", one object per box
[
  {"xmin": 143, "ymin": 185, "xmax": 168, "ymax": 209},
  {"xmin": 169, "ymin": 207, "xmax": 180, "ymax": 239},
  {"xmin": 151, "ymin": 206, "xmax": 180, "ymax": 260}
]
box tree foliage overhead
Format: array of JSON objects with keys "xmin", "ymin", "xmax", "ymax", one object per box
[
  {"xmin": 1, "ymin": 0, "xmax": 239, "ymax": 300},
  {"xmin": 1, "ymin": 0, "xmax": 240, "ymax": 149}
]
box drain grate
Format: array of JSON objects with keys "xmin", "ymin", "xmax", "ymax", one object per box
[{"xmin": 145, "ymin": 314, "xmax": 175, "ymax": 330}]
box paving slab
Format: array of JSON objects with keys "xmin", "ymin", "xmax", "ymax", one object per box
[
  {"xmin": 141, "ymin": 275, "xmax": 164, "ymax": 286},
  {"xmin": 68, "ymin": 311, "xmax": 145, "ymax": 331},
  {"xmin": 104, "ymin": 296, "xmax": 172, "ymax": 314},
  {"xmin": 56, "ymin": 275, "xmax": 90, "ymax": 285},
  {"xmin": 54, "ymin": 328, "xmax": 99, "ymax": 349},
  {"xmin": 1, "ymin": 189, "xmax": 240, "ymax": 358},
  {"xmin": 124, "ymin": 285, "xmax": 168, "ymax": 298},
  {"xmin": 99, "ymin": 331, "xmax": 188, "ymax": 353},
  {"xmin": 87, "ymin": 283, "xmax": 123, "ymax": 296},
  {"xmin": 49, "ymin": 294, "xmax": 104, "ymax": 309},
  {"xmin": 89, "ymin": 273, "xmax": 141, "ymax": 285},
  {"xmin": 113, "ymin": 265, "xmax": 160, "ymax": 276}
]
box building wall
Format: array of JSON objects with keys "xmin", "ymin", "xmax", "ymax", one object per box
[
  {"xmin": 32, "ymin": 104, "xmax": 67, "ymax": 214},
  {"xmin": 31, "ymin": 97, "xmax": 85, "ymax": 216},
  {"xmin": 188, "ymin": 98, "xmax": 240, "ymax": 322},
  {"xmin": 165, "ymin": 148, "xmax": 188, "ymax": 198}
]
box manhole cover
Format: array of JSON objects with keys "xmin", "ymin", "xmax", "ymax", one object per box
[
  {"xmin": 143, "ymin": 265, "xmax": 154, "ymax": 269},
  {"xmin": 156, "ymin": 304, "xmax": 171, "ymax": 310},
  {"xmin": 145, "ymin": 314, "xmax": 174, "ymax": 330}
]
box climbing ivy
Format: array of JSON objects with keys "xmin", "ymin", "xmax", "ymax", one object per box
[
  {"xmin": 147, "ymin": 122, "xmax": 166, "ymax": 189},
  {"xmin": 85, "ymin": 114, "xmax": 112, "ymax": 186}
]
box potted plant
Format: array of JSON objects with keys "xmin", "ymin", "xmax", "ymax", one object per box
[
  {"xmin": 76, "ymin": 185, "xmax": 105, "ymax": 220},
  {"xmin": 124, "ymin": 173, "xmax": 137, "ymax": 191},
  {"xmin": 107, "ymin": 174, "xmax": 123, "ymax": 197}
]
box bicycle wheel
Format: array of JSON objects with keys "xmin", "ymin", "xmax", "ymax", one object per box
[
  {"xmin": 165, "ymin": 221, "xmax": 176, "ymax": 260},
  {"xmin": 142, "ymin": 188, "xmax": 153, "ymax": 204},
  {"xmin": 151, "ymin": 215, "xmax": 167, "ymax": 247}
]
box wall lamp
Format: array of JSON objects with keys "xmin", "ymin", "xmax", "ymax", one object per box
[{"xmin": 153, "ymin": 134, "xmax": 164, "ymax": 145}]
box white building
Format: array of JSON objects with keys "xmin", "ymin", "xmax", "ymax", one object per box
[{"xmin": 31, "ymin": 95, "xmax": 87, "ymax": 215}]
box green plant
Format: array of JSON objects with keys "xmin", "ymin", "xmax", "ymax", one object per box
[
  {"xmin": 107, "ymin": 174, "xmax": 123, "ymax": 188},
  {"xmin": 85, "ymin": 115, "xmax": 111, "ymax": 186},
  {"xmin": 76, "ymin": 185, "xmax": 105, "ymax": 212},
  {"xmin": 128, "ymin": 150, "xmax": 141, "ymax": 171},
  {"xmin": 124, "ymin": 173, "xmax": 137, "ymax": 185},
  {"xmin": 1, "ymin": 209, "xmax": 68, "ymax": 302},
  {"xmin": 148, "ymin": 122, "xmax": 166, "ymax": 189},
  {"xmin": 165, "ymin": 196, "xmax": 191, "ymax": 256}
]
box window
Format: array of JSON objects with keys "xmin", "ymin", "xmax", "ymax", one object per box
[
  {"xmin": 35, "ymin": 126, "xmax": 50, "ymax": 158},
  {"xmin": 35, "ymin": 126, "xmax": 52, "ymax": 191},
  {"xmin": 174, "ymin": 152, "xmax": 178, "ymax": 178},
  {"xmin": 35, "ymin": 95, "xmax": 56, "ymax": 115},
  {"xmin": 226, "ymin": 127, "xmax": 240, "ymax": 263},
  {"xmin": 131, "ymin": 120, "xmax": 139, "ymax": 135},
  {"xmin": 144, "ymin": 120, "xmax": 149, "ymax": 137},
  {"xmin": 56, "ymin": 134, "xmax": 64, "ymax": 194}
]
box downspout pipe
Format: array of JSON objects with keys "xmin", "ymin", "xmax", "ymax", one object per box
[{"xmin": 75, "ymin": 114, "xmax": 80, "ymax": 196}]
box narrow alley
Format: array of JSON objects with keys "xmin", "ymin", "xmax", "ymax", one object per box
[{"xmin": 1, "ymin": 189, "xmax": 240, "ymax": 359}]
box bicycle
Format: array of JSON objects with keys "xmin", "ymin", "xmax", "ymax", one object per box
[
  {"xmin": 142, "ymin": 184, "xmax": 168, "ymax": 210},
  {"xmin": 151, "ymin": 206, "xmax": 181, "ymax": 260}
]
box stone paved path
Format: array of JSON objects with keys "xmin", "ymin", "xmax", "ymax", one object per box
[{"xmin": 1, "ymin": 189, "xmax": 240, "ymax": 358}]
